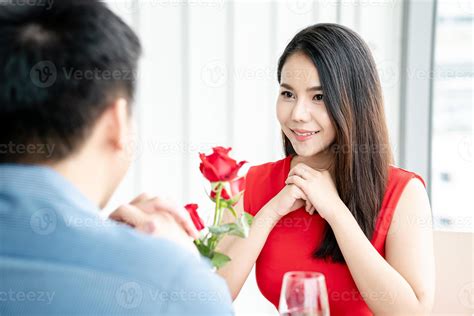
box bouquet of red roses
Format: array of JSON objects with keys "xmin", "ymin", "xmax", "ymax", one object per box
[{"xmin": 184, "ymin": 147, "xmax": 253, "ymax": 269}]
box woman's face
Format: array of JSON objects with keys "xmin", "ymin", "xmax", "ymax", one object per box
[{"xmin": 277, "ymin": 52, "xmax": 336, "ymax": 158}]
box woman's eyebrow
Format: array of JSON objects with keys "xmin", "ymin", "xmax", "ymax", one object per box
[
  {"xmin": 280, "ymin": 83, "xmax": 294, "ymax": 90},
  {"xmin": 280, "ymin": 83, "xmax": 323, "ymax": 92},
  {"xmin": 307, "ymin": 86, "xmax": 323, "ymax": 91}
]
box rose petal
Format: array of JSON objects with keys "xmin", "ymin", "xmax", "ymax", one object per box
[{"xmin": 184, "ymin": 203, "xmax": 205, "ymax": 231}]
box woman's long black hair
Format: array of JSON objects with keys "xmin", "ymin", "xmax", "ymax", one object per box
[{"xmin": 278, "ymin": 23, "xmax": 394, "ymax": 263}]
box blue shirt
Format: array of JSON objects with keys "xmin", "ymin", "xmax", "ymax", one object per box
[{"xmin": 0, "ymin": 164, "xmax": 234, "ymax": 315}]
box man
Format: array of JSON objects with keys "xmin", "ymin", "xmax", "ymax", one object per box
[{"xmin": 0, "ymin": 1, "xmax": 233, "ymax": 314}]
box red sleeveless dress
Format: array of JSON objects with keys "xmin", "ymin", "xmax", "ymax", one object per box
[{"xmin": 244, "ymin": 155, "xmax": 425, "ymax": 315}]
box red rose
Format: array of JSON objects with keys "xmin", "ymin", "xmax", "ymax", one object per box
[
  {"xmin": 229, "ymin": 176, "xmax": 245, "ymax": 195},
  {"xmin": 211, "ymin": 188, "xmax": 231, "ymax": 200},
  {"xmin": 184, "ymin": 204, "xmax": 205, "ymax": 231},
  {"xmin": 199, "ymin": 147, "xmax": 247, "ymax": 182},
  {"xmin": 210, "ymin": 176, "xmax": 246, "ymax": 202}
]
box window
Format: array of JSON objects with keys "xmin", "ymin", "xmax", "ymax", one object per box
[{"xmin": 431, "ymin": 1, "xmax": 473, "ymax": 232}]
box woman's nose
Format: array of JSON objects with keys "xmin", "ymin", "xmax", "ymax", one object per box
[{"xmin": 291, "ymin": 99, "xmax": 311, "ymax": 122}]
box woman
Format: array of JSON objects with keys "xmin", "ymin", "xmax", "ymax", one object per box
[{"xmin": 217, "ymin": 23, "xmax": 435, "ymax": 315}]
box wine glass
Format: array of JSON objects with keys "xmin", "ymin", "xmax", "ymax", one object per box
[{"xmin": 279, "ymin": 271, "xmax": 330, "ymax": 316}]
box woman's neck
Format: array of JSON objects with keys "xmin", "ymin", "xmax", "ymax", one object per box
[{"xmin": 290, "ymin": 148, "xmax": 335, "ymax": 173}]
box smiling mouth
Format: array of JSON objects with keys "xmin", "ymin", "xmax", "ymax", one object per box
[{"xmin": 291, "ymin": 129, "xmax": 320, "ymax": 137}]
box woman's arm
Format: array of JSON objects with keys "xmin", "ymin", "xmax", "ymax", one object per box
[
  {"xmin": 216, "ymin": 197, "xmax": 280, "ymax": 300},
  {"xmin": 327, "ymin": 178, "xmax": 435, "ymax": 315},
  {"xmin": 287, "ymin": 163, "xmax": 435, "ymax": 314},
  {"xmin": 217, "ymin": 184, "xmax": 309, "ymax": 300}
]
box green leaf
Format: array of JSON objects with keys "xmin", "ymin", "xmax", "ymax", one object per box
[
  {"xmin": 211, "ymin": 252, "xmax": 231, "ymax": 269},
  {"xmin": 242, "ymin": 212, "xmax": 254, "ymax": 226},
  {"xmin": 208, "ymin": 223, "xmax": 246, "ymax": 238},
  {"xmin": 208, "ymin": 223, "xmax": 235, "ymax": 234},
  {"xmin": 226, "ymin": 193, "xmax": 243, "ymax": 207},
  {"xmin": 224, "ymin": 205, "xmax": 237, "ymax": 218},
  {"xmin": 194, "ymin": 239, "xmax": 212, "ymax": 258},
  {"xmin": 236, "ymin": 212, "xmax": 253, "ymax": 237},
  {"xmin": 238, "ymin": 217, "xmax": 250, "ymax": 237}
]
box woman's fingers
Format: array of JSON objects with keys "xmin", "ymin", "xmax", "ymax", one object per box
[
  {"xmin": 285, "ymin": 183, "xmax": 311, "ymax": 214},
  {"xmin": 286, "ymin": 175, "xmax": 306, "ymax": 190},
  {"xmin": 305, "ymin": 200, "xmax": 316, "ymax": 215},
  {"xmin": 289, "ymin": 166, "xmax": 308, "ymax": 180},
  {"xmin": 289, "ymin": 163, "xmax": 319, "ymax": 179},
  {"xmin": 289, "ymin": 163, "xmax": 327, "ymax": 181},
  {"xmin": 287, "ymin": 177, "xmax": 317, "ymax": 215}
]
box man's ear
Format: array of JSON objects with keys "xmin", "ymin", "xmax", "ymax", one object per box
[{"xmin": 104, "ymin": 97, "xmax": 130, "ymax": 150}]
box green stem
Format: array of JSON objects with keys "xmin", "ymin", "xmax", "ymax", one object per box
[
  {"xmin": 212, "ymin": 182, "xmax": 223, "ymax": 226},
  {"xmin": 218, "ymin": 200, "xmax": 225, "ymax": 224},
  {"xmin": 208, "ymin": 234, "xmax": 219, "ymax": 253}
]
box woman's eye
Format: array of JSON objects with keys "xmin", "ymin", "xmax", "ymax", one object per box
[
  {"xmin": 313, "ymin": 94, "xmax": 324, "ymax": 101},
  {"xmin": 281, "ymin": 91, "xmax": 294, "ymax": 99}
]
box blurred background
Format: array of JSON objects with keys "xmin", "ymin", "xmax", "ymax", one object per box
[{"xmin": 102, "ymin": 0, "xmax": 473, "ymax": 314}]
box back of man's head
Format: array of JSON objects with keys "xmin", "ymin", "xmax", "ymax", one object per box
[{"xmin": 0, "ymin": 0, "xmax": 142, "ymax": 163}]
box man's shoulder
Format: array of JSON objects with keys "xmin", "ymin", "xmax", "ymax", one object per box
[
  {"xmin": 68, "ymin": 221, "xmax": 234, "ymax": 314},
  {"xmin": 60, "ymin": 214, "xmax": 207, "ymax": 282},
  {"xmin": 1, "ymin": 207, "xmax": 233, "ymax": 315},
  {"xmin": 0, "ymin": 192, "xmax": 201, "ymax": 286}
]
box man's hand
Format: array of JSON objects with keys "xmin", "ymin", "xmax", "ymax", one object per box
[{"xmin": 109, "ymin": 193, "xmax": 199, "ymax": 255}]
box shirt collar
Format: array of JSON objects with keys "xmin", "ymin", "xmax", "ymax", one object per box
[{"xmin": 0, "ymin": 163, "xmax": 100, "ymax": 215}]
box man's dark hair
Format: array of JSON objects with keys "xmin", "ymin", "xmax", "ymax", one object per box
[{"xmin": 0, "ymin": 0, "xmax": 142, "ymax": 163}]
